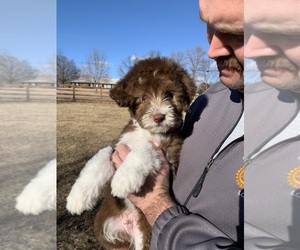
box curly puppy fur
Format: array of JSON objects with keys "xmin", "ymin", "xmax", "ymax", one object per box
[{"xmin": 92, "ymin": 57, "xmax": 196, "ymax": 250}]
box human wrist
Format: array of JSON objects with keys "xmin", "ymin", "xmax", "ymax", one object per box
[{"xmin": 137, "ymin": 193, "xmax": 176, "ymax": 226}]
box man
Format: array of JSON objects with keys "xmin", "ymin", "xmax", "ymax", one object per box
[
  {"xmin": 113, "ymin": 0, "xmax": 244, "ymax": 249},
  {"xmin": 244, "ymin": 0, "xmax": 300, "ymax": 249}
]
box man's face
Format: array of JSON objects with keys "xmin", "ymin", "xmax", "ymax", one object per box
[
  {"xmin": 200, "ymin": 0, "xmax": 244, "ymax": 91},
  {"xmin": 245, "ymin": 0, "xmax": 300, "ymax": 92}
]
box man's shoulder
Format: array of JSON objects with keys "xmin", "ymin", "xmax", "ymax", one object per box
[
  {"xmin": 194, "ymin": 82, "xmax": 241, "ymax": 105},
  {"xmin": 245, "ymin": 82, "xmax": 275, "ymax": 94},
  {"xmin": 205, "ymin": 82, "xmax": 227, "ymax": 94},
  {"xmin": 245, "ymin": 82, "xmax": 298, "ymax": 103}
]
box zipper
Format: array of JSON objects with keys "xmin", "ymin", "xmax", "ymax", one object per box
[
  {"xmin": 245, "ymin": 93, "xmax": 300, "ymax": 164},
  {"xmin": 245, "ymin": 134, "xmax": 300, "ymax": 168},
  {"xmin": 183, "ymin": 98, "xmax": 244, "ymax": 206},
  {"xmin": 192, "ymin": 158, "xmax": 214, "ymax": 197}
]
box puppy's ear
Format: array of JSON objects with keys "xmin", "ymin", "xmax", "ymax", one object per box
[
  {"xmin": 180, "ymin": 71, "xmax": 197, "ymax": 110},
  {"xmin": 109, "ymin": 79, "xmax": 134, "ymax": 107}
]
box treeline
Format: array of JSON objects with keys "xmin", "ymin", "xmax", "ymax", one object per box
[
  {"xmin": 57, "ymin": 47, "xmax": 218, "ymax": 94},
  {"xmin": 0, "ymin": 47, "xmax": 218, "ymax": 94},
  {"xmin": 0, "ymin": 53, "xmax": 37, "ymax": 85}
]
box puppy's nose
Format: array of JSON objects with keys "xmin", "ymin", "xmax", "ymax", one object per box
[{"xmin": 153, "ymin": 113, "xmax": 165, "ymax": 123}]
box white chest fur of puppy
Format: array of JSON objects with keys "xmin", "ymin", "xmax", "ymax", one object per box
[{"xmin": 66, "ymin": 57, "xmax": 196, "ymax": 250}]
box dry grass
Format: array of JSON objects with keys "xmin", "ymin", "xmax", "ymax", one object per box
[
  {"xmin": 0, "ymin": 101, "xmax": 56, "ymax": 249},
  {"xmin": 0, "ymin": 101, "xmax": 130, "ymax": 249},
  {"xmin": 57, "ymin": 102, "xmax": 130, "ymax": 250}
]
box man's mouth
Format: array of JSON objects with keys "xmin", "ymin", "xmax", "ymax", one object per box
[
  {"xmin": 216, "ymin": 56, "xmax": 243, "ymax": 75},
  {"xmin": 256, "ymin": 57, "xmax": 298, "ymax": 76},
  {"xmin": 218, "ymin": 65, "xmax": 240, "ymax": 74}
]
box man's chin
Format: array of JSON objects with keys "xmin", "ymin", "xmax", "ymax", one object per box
[
  {"xmin": 220, "ymin": 75, "xmax": 244, "ymax": 91},
  {"xmin": 262, "ymin": 75, "xmax": 300, "ymax": 93}
]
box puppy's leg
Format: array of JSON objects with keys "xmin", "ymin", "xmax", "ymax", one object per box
[
  {"xmin": 15, "ymin": 159, "xmax": 56, "ymax": 215},
  {"xmin": 66, "ymin": 146, "xmax": 114, "ymax": 215},
  {"xmin": 111, "ymin": 144, "xmax": 160, "ymax": 198},
  {"xmin": 95, "ymin": 192, "xmax": 149, "ymax": 250}
]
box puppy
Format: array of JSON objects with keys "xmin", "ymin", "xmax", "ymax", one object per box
[
  {"xmin": 66, "ymin": 57, "xmax": 196, "ymax": 250},
  {"xmin": 15, "ymin": 159, "xmax": 56, "ymax": 215}
]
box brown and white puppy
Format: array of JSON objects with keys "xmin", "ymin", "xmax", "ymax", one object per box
[{"xmin": 66, "ymin": 57, "xmax": 196, "ymax": 250}]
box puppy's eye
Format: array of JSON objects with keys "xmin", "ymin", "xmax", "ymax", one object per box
[{"xmin": 165, "ymin": 92, "xmax": 174, "ymax": 99}]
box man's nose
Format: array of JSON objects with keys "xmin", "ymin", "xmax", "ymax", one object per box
[
  {"xmin": 207, "ymin": 33, "xmax": 232, "ymax": 59},
  {"xmin": 245, "ymin": 32, "xmax": 280, "ymax": 59}
]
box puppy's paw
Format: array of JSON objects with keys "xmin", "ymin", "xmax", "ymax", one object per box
[
  {"xmin": 111, "ymin": 144, "xmax": 161, "ymax": 198},
  {"xmin": 16, "ymin": 187, "xmax": 56, "ymax": 215},
  {"xmin": 111, "ymin": 168, "xmax": 144, "ymax": 198},
  {"xmin": 66, "ymin": 184, "xmax": 98, "ymax": 215},
  {"xmin": 16, "ymin": 159, "xmax": 56, "ymax": 215}
]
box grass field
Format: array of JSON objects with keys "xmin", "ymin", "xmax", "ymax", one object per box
[
  {"xmin": 0, "ymin": 101, "xmax": 130, "ymax": 249},
  {"xmin": 0, "ymin": 101, "xmax": 56, "ymax": 249},
  {"xmin": 57, "ymin": 102, "xmax": 130, "ymax": 250}
]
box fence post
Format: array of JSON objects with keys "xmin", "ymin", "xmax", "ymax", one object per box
[
  {"xmin": 26, "ymin": 85, "xmax": 30, "ymax": 101},
  {"xmin": 72, "ymin": 86, "xmax": 76, "ymax": 101},
  {"xmin": 100, "ymin": 87, "xmax": 103, "ymax": 103}
]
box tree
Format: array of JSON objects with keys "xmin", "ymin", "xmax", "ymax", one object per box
[
  {"xmin": 197, "ymin": 57, "xmax": 219, "ymax": 85},
  {"xmin": 118, "ymin": 50, "xmax": 162, "ymax": 78},
  {"xmin": 118, "ymin": 55, "xmax": 141, "ymax": 78},
  {"xmin": 0, "ymin": 53, "xmax": 37, "ymax": 85},
  {"xmin": 185, "ymin": 46, "xmax": 206, "ymax": 84},
  {"xmin": 171, "ymin": 46, "xmax": 218, "ymax": 86},
  {"xmin": 57, "ymin": 51, "xmax": 80, "ymax": 85},
  {"xmin": 82, "ymin": 49, "xmax": 110, "ymax": 84},
  {"xmin": 147, "ymin": 50, "xmax": 161, "ymax": 58},
  {"xmin": 170, "ymin": 51, "xmax": 187, "ymax": 68},
  {"xmin": 197, "ymin": 82, "xmax": 211, "ymax": 95}
]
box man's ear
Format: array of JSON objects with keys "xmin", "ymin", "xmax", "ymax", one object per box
[{"xmin": 109, "ymin": 79, "xmax": 134, "ymax": 107}]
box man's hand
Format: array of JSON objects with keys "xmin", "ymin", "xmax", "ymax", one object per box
[{"xmin": 111, "ymin": 143, "xmax": 176, "ymax": 226}]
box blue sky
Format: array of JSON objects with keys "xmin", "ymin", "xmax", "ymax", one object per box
[
  {"xmin": 0, "ymin": 0, "xmax": 56, "ymax": 71},
  {"xmin": 57, "ymin": 0, "xmax": 209, "ymax": 78},
  {"xmin": 1, "ymin": 0, "xmax": 210, "ymax": 79}
]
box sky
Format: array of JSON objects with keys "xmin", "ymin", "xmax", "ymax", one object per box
[
  {"xmin": 0, "ymin": 0, "xmax": 56, "ymax": 73},
  {"xmin": 0, "ymin": 0, "xmax": 210, "ymax": 79},
  {"xmin": 57, "ymin": 0, "xmax": 209, "ymax": 78},
  {"xmin": 1, "ymin": 0, "xmax": 260, "ymax": 82}
]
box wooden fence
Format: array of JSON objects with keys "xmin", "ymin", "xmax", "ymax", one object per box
[
  {"xmin": 0, "ymin": 85, "xmax": 56, "ymax": 102},
  {"xmin": 0, "ymin": 86, "xmax": 114, "ymax": 103},
  {"xmin": 57, "ymin": 86, "xmax": 114, "ymax": 103}
]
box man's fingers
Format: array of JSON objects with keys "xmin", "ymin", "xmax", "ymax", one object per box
[
  {"xmin": 111, "ymin": 144, "xmax": 131, "ymax": 169},
  {"xmin": 111, "ymin": 150, "xmax": 123, "ymax": 169},
  {"xmin": 116, "ymin": 143, "xmax": 130, "ymax": 161}
]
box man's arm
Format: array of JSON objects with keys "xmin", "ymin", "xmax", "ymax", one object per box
[{"xmin": 112, "ymin": 143, "xmax": 241, "ymax": 249}]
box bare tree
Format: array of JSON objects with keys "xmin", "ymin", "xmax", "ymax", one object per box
[
  {"xmin": 40, "ymin": 55, "xmax": 56, "ymax": 75},
  {"xmin": 82, "ymin": 49, "xmax": 110, "ymax": 84},
  {"xmin": 197, "ymin": 82, "xmax": 212, "ymax": 95},
  {"xmin": 39, "ymin": 55, "xmax": 56, "ymax": 84},
  {"xmin": 118, "ymin": 50, "xmax": 162, "ymax": 78},
  {"xmin": 118, "ymin": 55, "xmax": 141, "ymax": 78},
  {"xmin": 146, "ymin": 50, "xmax": 161, "ymax": 58},
  {"xmin": 171, "ymin": 46, "xmax": 218, "ymax": 86},
  {"xmin": 0, "ymin": 53, "xmax": 37, "ymax": 85},
  {"xmin": 185, "ymin": 46, "xmax": 206, "ymax": 85},
  {"xmin": 170, "ymin": 51, "xmax": 187, "ymax": 68},
  {"xmin": 198, "ymin": 57, "xmax": 219, "ymax": 85},
  {"xmin": 57, "ymin": 51, "xmax": 80, "ymax": 85}
]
